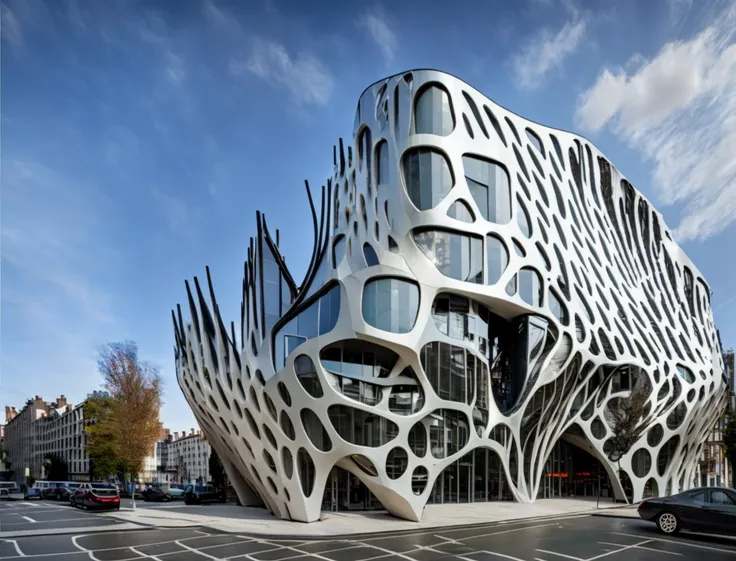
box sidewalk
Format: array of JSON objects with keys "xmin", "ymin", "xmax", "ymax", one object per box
[{"xmin": 105, "ymin": 497, "xmax": 631, "ymax": 537}]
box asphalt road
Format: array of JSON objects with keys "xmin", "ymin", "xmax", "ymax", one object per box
[
  {"xmin": 1, "ymin": 506, "xmax": 736, "ymax": 561},
  {"xmin": 0, "ymin": 497, "xmax": 193, "ymax": 533}
]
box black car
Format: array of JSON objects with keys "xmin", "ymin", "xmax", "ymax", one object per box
[
  {"xmin": 141, "ymin": 486, "xmax": 172, "ymax": 502},
  {"xmin": 638, "ymin": 486, "xmax": 736, "ymax": 535},
  {"xmin": 183, "ymin": 485, "xmax": 220, "ymax": 505}
]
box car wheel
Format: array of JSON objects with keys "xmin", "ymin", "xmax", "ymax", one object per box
[{"xmin": 656, "ymin": 512, "xmax": 680, "ymax": 534}]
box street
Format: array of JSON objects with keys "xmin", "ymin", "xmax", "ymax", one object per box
[
  {"xmin": 1, "ymin": 501, "xmax": 736, "ymax": 560},
  {"xmin": 0, "ymin": 497, "xmax": 196, "ymax": 533}
]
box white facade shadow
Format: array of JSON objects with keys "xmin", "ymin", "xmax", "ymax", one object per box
[{"xmin": 173, "ymin": 70, "xmax": 728, "ymax": 522}]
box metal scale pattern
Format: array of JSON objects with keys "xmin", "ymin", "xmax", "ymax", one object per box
[{"xmin": 173, "ymin": 70, "xmax": 727, "ymax": 522}]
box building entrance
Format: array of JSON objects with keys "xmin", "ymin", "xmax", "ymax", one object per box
[
  {"xmin": 539, "ymin": 437, "xmax": 611, "ymax": 499},
  {"xmin": 321, "ymin": 466, "xmax": 383, "ymax": 512}
]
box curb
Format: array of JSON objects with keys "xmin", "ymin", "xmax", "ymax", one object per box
[
  {"xmin": 120, "ymin": 507, "xmax": 625, "ymax": 540},
  {"xmin": 0, "ymin": 503, "xmax": 638, "ymax": 540}
]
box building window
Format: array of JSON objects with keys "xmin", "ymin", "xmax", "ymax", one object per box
[
  {"xmin": 376, "ymin": 140, "xmax": 390, "ymax": 185},
  {"xmin": 414, "ymin": 83, "xmax": 454, "ymax": 136},
  {"xmin": 362, "ymin": 277, "xmax": 420, "ymax": 334},
  {"xmin": 402, "ymin": 147, "xmax": 454, "ymax": 210},
  {"xmin": 273, "ymin": 284, "xmax": 341, "ymax": 371},
  {"xmin": 519, "ymin": 267, "xmax": 543, "ymax": 307},
  {"xmin": 463, "ymin": 155, "xmax": 511, "ymax": 224},
  {"xmin": 486, "ymin": 235, "xmax": 508, "ymax": 285},
  {"xmin": 414, "ymin": 229, "xmax": 483, "ymax": 284},
  {"xmin": 320, "ymin": 339, "xmax": 398, "ymax": 379}
]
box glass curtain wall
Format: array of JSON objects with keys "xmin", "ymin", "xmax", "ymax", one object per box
[{"xmin": 428, "ymin": 448, "xmax": 513, "ymax": 504}]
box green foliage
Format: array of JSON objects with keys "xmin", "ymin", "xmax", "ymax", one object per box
[
  {"xmin": 85, "ymin": 341, "xmax": 163, "ymax": 481},
  {"xmin": 85, "ymin": 395, "xmax": 126, "ymax": 480},
  {"xmin": 209, "ymin": 449, "xmax": 226, "ymax": 490},
  {"xmin": 43, "ymin": 454, "xmax": 69, "ymax": 481},
  {"xmin": 97, "ymin": 341, "xmax": 163, "ymax": 476}
]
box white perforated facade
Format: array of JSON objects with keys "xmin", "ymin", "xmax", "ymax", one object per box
[{"xmin": 173, "ymin": 70, "xmax": 728, "ymax": 522}]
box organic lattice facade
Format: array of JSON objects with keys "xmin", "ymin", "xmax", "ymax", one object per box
[{"xmin": 173, "ymin": 70, "xmax": 728, "ymax": 522}]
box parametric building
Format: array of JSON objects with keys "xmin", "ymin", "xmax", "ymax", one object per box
[{"xmin": 173, "ymin": 70, "xmax": 728, "ymax": 522}]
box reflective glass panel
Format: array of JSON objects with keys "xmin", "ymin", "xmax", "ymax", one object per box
[
  {"xmin": 519, "ymin": 267, "xmax": 542, "ymax": 306},
  {"xmin": 362, "ymin": 277, "xmax": 420, "ymax": 334},
  {"xmin": 403, "ymin": 148, "xmax": 454, "ymax": 210},
  {"xmin": 486, "ymin": 235, "xmax": 508, "ymax": 285},
  {"xmin": 463, "ymin": 155, "xmax": 511, "ymax": 224},
  {"xmin": 414, "ymin": 229, "xmax": 483, "ymax": 284},
  {"xmin": 414, "ymin": 84, "xmax": 454, "ymax": 136}
]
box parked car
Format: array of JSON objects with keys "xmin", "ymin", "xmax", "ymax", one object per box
[
  {"xmin": 44, "ymin": 482, "xmax": 81, "ymax": 501},
  {"xmin": 638, "ymin": 486, "xmax": 736, "ymax": 535},
  {"xmin": 70, "ymin": 483, "xmax": 120, "ymax": 511},
  {"xmin": 141, "ymin": 486, "xmax": 172, "ymax": 502},
  {"xmin": 163, "ymin": 483, "xmax": 186, "ymax": 499},
  {"xmin": 25, "ymin": 487, "xmax": 43, "ymax": 500},
  {"xmin": 183, "ymin": 484, "xmax": 220, "ymax": 505}
]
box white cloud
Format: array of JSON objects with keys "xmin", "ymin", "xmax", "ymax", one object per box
[
  {"xmin": 1, "ymin": 5, "xmax": 24, "ymax": 48},
  {"xmin": 511, "ymin": 8, "xmax": 586, "ymax": 90},
  {"xmin": 231, "ymin": 38, "xmax": 334, "ymax": 106},
  {"xmin": 165, "ymin": 51, "xmax": 186, "ymax": 85},
  {"xmin": 358, "ymin": 5, "xmax": 397, "ymax": 64},
  {"xmin": 202, "ymin": 0, "xmax": 241, "ymax": 34},
  {"xmin": 575, "ymin": 4, "xmax": 736, "ymax": 242}
]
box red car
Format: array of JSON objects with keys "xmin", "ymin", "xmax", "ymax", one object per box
[{"xmin": 70, "ymin": 483, "xmax": 120, "ymax": 510}]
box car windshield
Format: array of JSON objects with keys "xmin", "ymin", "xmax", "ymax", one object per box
[{"xmin": 195, "ymin": 486, "xmax": 214, "ymax": 493}]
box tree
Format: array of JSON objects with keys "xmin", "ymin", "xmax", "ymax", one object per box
[
  {"xmin": 607, "ymin": 390, "xmax": 650, "ymax": 503},
  {"xmin": 43, "ymin": 454, "xmax": 69, "ymax": 481},
  {"xmin": 209, "ymin": 448, "xmax": 226, "ymax": 490},
  {"xmin": 85, "ymin": 395, "xmax": 126, "ymax": 481},
  {"xmin": 96, "ymin": 341, "xmax": 163, "ymax": 480}
]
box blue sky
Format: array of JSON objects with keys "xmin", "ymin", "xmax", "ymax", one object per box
[{"xmin": 2, "ymin": 0, "xmax": 735, "ymax": 430}]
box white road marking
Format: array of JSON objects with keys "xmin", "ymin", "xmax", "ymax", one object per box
[
  {"xmin": 350, "ymin": 541, "xmax": 417, "ymax": 561},
  {"xmin": 588, "ymin": 540, "xmax": 652, "ymax": 560},
  {"xmin": 611, "ymin": 532, "xmax": 736, "ymax": 554},
  {"xmin": 535, "ymin": 549, "xmax": 582, "ymax": 560},
  {"xmin": 131, "ymin": 546, "xmax": 164, "ymax": 561},
  {"xmin": 71, "ymin": 535, "xmax": 88, "ymax": 552},
  {"xmin": 597, "ymin": 541, "xmax": 682, "ymax": 556},
  {"xmin": 20, "ymin": 517, "xmax": 35, "ymax": 523},
  {"xmin": 454, "ymin": 522, "xmax": 562, "ymax": 542},
  {"xmin": 1, "ymin": 541, "xmax": 25, "ymax": 557},
  {"xmin": 174, "ymin": 540, "xmax": 221, "ymax": 560},
  {"xmin": 434, "ymin": 535, "xmax": 465, "ymax": 545},
  {"xmin": 357, "ymin": 515, "xmax": 585, "ymax": 541},
  {"xmin": 459, "ymin": 551, "xmax": 527, "ymax": 561}
]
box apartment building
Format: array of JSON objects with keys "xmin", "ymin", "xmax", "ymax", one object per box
[
  {"xmin": 3, "ymin": 392, "xmax": 113, "ymax": 484},
  {"xmin": 4, "ymin": 396, "xmax": 54, "ymax": 484},
  {"xmin": 697, "ymin": 349, "xmax": 735, "ymax": 488},
  {"xmin": 166, "ymin": 429, "xmax": 210, "ymax": 485},
  {"xmin": 34, "ymin": 397, "xmax": 90, "ymax": 481}
]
